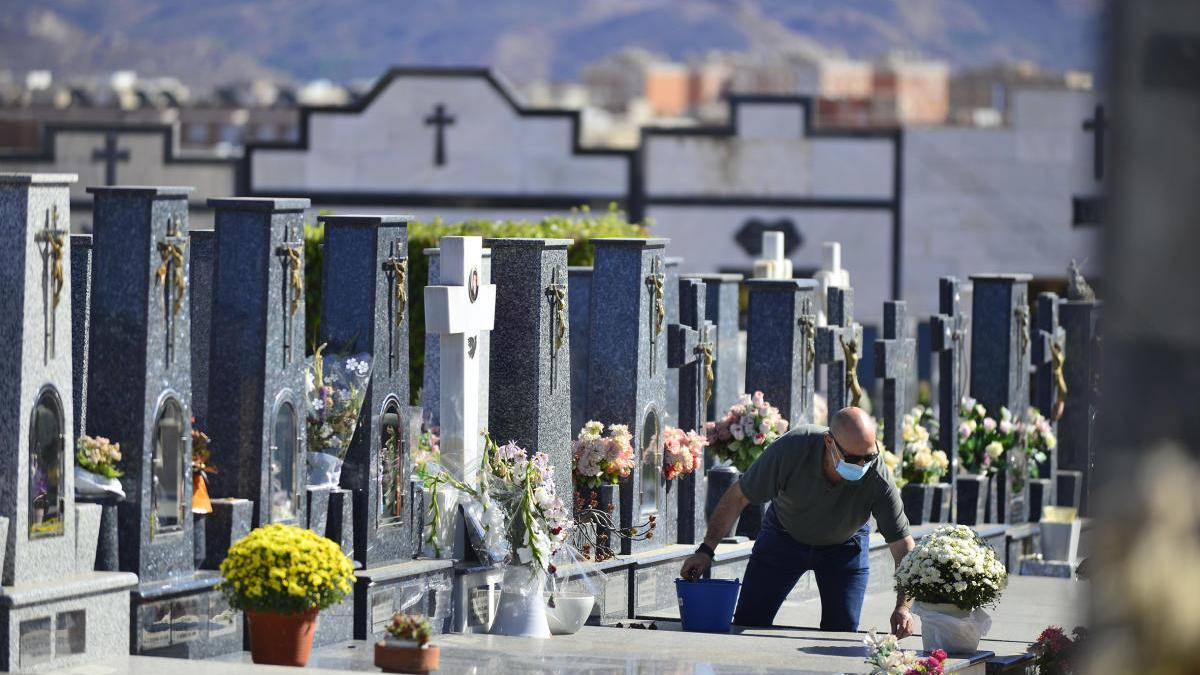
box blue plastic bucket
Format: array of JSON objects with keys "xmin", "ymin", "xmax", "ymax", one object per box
[{"xmin": 675, "ymin": 578, "xmax": 741, "ymax": 633}]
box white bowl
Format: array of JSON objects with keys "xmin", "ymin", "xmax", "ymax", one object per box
[{"xmin": 544, "ymin": 592, "xmax": 595, "ymax": 635}]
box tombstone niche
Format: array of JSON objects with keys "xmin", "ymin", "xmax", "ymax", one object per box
[
  {"xmin": 84, "ymin": 186, "xmax": 242, "ymax": 658},
  {"xmin": 679, "ymin": 273, "xmax": 742, "ymax": 431},
  {"xmin": 206, "ymin": 198, "xmax": 310, "ymax": 529},
  {"xmin": 586, "ymin": 238, "xmax": 673, "ymax": 554},
  {"xmin": 0, "ymin": 173, "xmax": 137, "ymax": 671}
]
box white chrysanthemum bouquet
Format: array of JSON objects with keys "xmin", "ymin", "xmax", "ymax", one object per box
[{"xmin": 896, "ymin": 524, "xmax": 1008, "ymax": 610}]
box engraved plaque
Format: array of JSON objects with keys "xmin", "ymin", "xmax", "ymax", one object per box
[
  {"xmin": 208, "ymin": 594, "xmax": 237, "ymax": 640},
  {"xmin": 55, "ymin": 610, "xmax": 86, "ymax": 657},
  {"xmin": 19, "ymin": 617, "xmax": 52, "ymax": 669},
  {"xmin": 468, "ymin": 586, "xmax": 495, "ymax": 628},
  {"xmin": 372, "ymin": 589, "xmax": 395, "ymax": 633},
  {"xmin": 139, "ymin": 601, "xmax": 172, "ymax": 651},
  {"xmin": 171, "ymin": 595, "xmax": 205, "ymax": 644}
]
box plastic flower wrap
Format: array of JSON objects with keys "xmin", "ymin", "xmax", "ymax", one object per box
[
  {"xmin": 662, "ymin": 426, "xmax": 706, "ymax": 481},
  {"xmin": 899, "ymin": 405, "xmax": 949, "ymax": 486},
  {"xmin": 419, "ymin": 433, "xmax": 573, "ymax": 574},
  {"xmin": 863, "ymin": 631, "xmax": 946, "ymax": 674},
  {"xmin": 571, "ymin": 421, "xmax": 634, "ymax": 489},
  {"xmin": 894, "ymin": 524, "xmax": 1008, "ymax": 611},
  {"xmin": 74, "ymin": 434, "xmax": 126, "ymax": 499},
  {"xmin": 704, "ymin": 391, "xmax": 788, "ymax": 472},
  {"xmin": 218, "ymin": 523, "xmax": 355, "ymax": 614},
  {"xmin": 305, "ymin": 343, "xmax": 372, "ymax": 487}
]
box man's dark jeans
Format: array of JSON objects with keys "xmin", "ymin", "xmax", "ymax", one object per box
[{"xmin": 732, "ymin": 507, "xmax": 870, "ymax": 630}]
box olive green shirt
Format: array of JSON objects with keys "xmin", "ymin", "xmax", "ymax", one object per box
[{"xmin": 737, "ymin": 424, "xmax": 911, "ymax": 546}]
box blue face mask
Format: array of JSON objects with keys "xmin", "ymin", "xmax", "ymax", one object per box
[{"xmin": 834, "ymin": 456, "xmax": 874, "ymax": 481}]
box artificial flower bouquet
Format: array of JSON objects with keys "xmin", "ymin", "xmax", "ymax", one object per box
[
  {"xmin": 571, "ymin": 421, "xmax": 634, "ymax": 489},
  {"xmin": 74, "ymin": 434, "xmax": 125, "ymax": 498},
  {"xmin": 899, "ymin": 405, "xmax": 950, "ymax": 486},
  {"xmin": 419, "ymin": 433, "xmax": 573, "ymax": 574},
  {"xmin": 305, "ymin": 343, "xmax": 372, "ymax": 487},
  {"xmin": 1022, "ymin": 408, "xmax": 1058, "ymax": 481},
  {"xmin": 662, "ymin": 426, "xmax": 706, "ymax": 481},
  {"xmin": 218, "ymin": 523, "xmax": 355, "ymax": 614},
  {"xmin": 957, "ymin": 398, "xmax": 1020, "ymax": 476},
  {"xmin": 704, "ymin": 391, "xmax": 788, "ymax": 472},
  {"xmin": 896, "ymin": 524, "xmax": 1008, "ymax": 653},
  {"xmin": 864, "ymin": 631, "xmax": 947, "ymax": 674}
]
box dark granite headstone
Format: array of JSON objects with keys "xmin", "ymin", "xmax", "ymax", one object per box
[
  {"xmin": 320, "ymin": 214, "xmax": 415, "ymax": 568},
  {"xmin": 663, "ymin": 256, "xmax": 682, "ymax": 427},
  {"xmin": 931, "ymin": 277, "xmax": 969, "ymax": 525},
  {"xmin": 875, "ymin": 301, "xmax": 916, "ymax": 458},
  {"xmin": 745, "ymin": 279, "xmax": 819, "ymax": 428},
  {"xmin": 680, "ymin": 273, "xmax": 743, "ymax": 429},
  {"xmin": 1030, "ymin": 292, "xmax": 1065, "ymax": 519},
  {"xmin": 1058, "ymin": 300, "xmax": 1101, "ymax": 514},
  {"xmin": 816, "ymin": 287, "xmax": 865, "ymax": 412},
  {"xmin": 486, "ymin": 238, "xmax": 574, "ymax": 504},
  {"xmin": 567, "ymin": 266, "xmax": 593, "ymax": 437},
  {"xmin": 667, "ymin": 278, "xmax": 713, "ymax": 544},
  {"xmin": 188, "ymin": 229, "xmax": 215, "ymax": 428},
  {"xmin": 586, "ymin": 238, "xmax": 673, "ymax": 553},
  {"xmin": 970, "ymin": 274, "xmax": 1033, "ymax": 525},
  {"xmin": 70, "ymin": 233, "xmax": 92, "ymax": 441},
  {"xmin": 206, "ymin": 197, "xmax": 310, "ymax": 528}
]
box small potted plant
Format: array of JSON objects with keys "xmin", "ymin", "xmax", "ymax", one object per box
[
  {"xmin": 375, "ymin": 613, "xmax": 439, "ymax": 674},
  {"xmin": 218, "ymin": 523, "xmax": 356, "ymax": 666}
]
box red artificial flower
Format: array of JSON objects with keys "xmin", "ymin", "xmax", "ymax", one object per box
[
  {"xmin": 547, "ymin": 564, "xmax": 557, "ymax": 575},
  {"xmin": 931, "ymin": 649, "xmax": 947, "ymax": 662}
]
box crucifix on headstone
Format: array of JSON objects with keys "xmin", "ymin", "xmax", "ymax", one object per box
[
  {"xmin": 424, "ymin": 236, "xmax": 496, "ymax": 484},
  {"xmin": 91, "ymin": 132, "xmax": 130, "ymax": 186},
  {"xmin": 816, "ymin": 287, "xmax": 864, "ymax": 411},
  {"xmin": 798, "ymin": 294, "xmax": 817, "ymax": 419},
  {"xmin": 931, "ymin": 277, "xmax": 968, "ymax": 524},
  {"xmin": 155, "ymin": 216, "xmax": 188, "ymax": 367},
  {"xmin": 381, "ymin": 239, "xmax": 408, "ymax": 378},
  {"xmin": 275, "ymin": 220, "xmax": 304, "ymax": 367},
  {"xmin": 424, "ymin": 104, "xmax": 456, "ymax": 167},
  {"xmin": 668, "ymin": 278, "xmax": 714, "ymax": 433},
  {"xmin": 544, "ymin": 266, "xmax": 568, "ymax": 394},
  {"xmin": 645, "ymin": 257, "xmax": 665, "ymax": 375},
  {"xmin": 36, "ymin": 204, "xmax": 67, "ymax": 363},
  {"xmin": 1082, "ymin": 104, "xmax": 1107, "ymax": 182},
  {"xmin": 875, "ymin": 300, "xmax": 915, "ymax": 457}
]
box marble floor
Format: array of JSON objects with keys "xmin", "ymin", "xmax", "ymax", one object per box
[{"xmin": 41, "ymin": 576, "xmax": 1085, "ymax": 674}]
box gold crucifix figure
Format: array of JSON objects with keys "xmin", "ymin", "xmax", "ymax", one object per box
[{"xmin": 840, "ymin": 333, "xmax": 865, "ymax": 408}]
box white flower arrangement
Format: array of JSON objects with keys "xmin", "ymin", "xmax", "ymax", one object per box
[{"xmin": 895, "ymin": 524, "xmax": 1008, "ymax": 611}]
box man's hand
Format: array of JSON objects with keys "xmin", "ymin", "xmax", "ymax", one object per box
[
  {"xmin": 680, "ymin": 553, "xmax": 712, "ymax": 580},
  {"xmin": 890, "ymin": 605, "xmax": 916, "ymax": 639}
]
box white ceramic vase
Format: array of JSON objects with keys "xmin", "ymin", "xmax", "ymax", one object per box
[
  {"xmin": 913, "ymin": 601, "xmax": 992, "ymax": 655},
  {"xmin": 544, "ymin": 591, "xmax": 595, "ymax": 635},
  {"xmin": 490, "ymin": 566, "xmax": 551, "ymax": 638}
]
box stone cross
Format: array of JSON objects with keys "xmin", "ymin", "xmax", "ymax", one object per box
[
  {"xmin": 91, "ymin": 132, "xmax": 130, "ymax": 186},
  {"xmin": 35, "ymin": 203, "xmax": 68, "ymax": 362},
  {"xmin": 1082, "ymin": 104, "xmax": 1107, "ymax": 182},
  {"xmin": 931, "ymin": 276, "xmax": 968, "ymax": 523},
  {"xmin": 486, "ymin": 238, "xmax": 574, "ymax": 504},
  {"xmin": 420, "ymin": 247, "xmax": 492, "ymax": 430},
  {"xmin": 668, "ymin": 278, "xmax": 714, "ymax": 433},
  {"xmin": 746, "ymin": 278, "xmax": 819, "ymax": 428},
  {"xmin": 875, "ymin": 300, "xmax": 915, "ymax": 457},
  {"xmin": 424, "ymin": 104, "xmax": 456, "ymax": 167},
  {"xmin": 816, "ymin": 286, "xmax": 864, "ymax": 412},
  {"xmin": 156, "ymin": 216, "xmax": 189, "ymax": 367},
  {"xmin": 381, "ymin": 239, "xmax": 409, "ymax": 379},
  {"xmin": 751, "ymin": 231, "xmax": 792, "ymax": 280},
  {"xmin": 275, "ymin": 220, "xmax": 304, "ymax": 368},
  {"xmin": 813, "ymin": 241, "xmax": 850, "ymax": 327},
  {"xmin": 424, "ymin": 236, "xmax": 496, "ymax": 484},
  {"xmin": 680, "ymin": 273, "xmax": 743, "ymax": 430}
]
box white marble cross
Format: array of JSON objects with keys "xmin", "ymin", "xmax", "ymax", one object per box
[
  {"xmin": 813, "ymin": 241, "xmax": 850, "ymax": 326},
  {"xmin": 424, "ymin": 236, "xmax": 496, "ymax": 484},
  {"xmin": 752, "ymin": 231, "xmax": 792, "ymax": 280}
]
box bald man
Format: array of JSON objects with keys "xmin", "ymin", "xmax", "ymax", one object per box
[{"xmin": 681, "ymin": 407, "xmax": 917, "ymax": 636}]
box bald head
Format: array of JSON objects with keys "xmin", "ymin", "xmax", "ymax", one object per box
[{"xmin": 829, "ymin": 407, "xmax": 877, "ymax": 454}]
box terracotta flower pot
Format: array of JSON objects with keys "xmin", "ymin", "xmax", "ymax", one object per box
[
  {"xmin": 375, "ymin": 639, "xmax": 440, "ymax": 674},
  {"xmin": 246, "ymin": 608, "xmax": 319, "ymax": 666}
]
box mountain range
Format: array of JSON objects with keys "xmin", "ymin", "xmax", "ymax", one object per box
[{"xmin": 1, "ymin": 0, "xmax": 1103, "ymax": 90}]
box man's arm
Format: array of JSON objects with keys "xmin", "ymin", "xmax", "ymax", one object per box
[
  {"xmin": 888, "ymin": 535, "xmax": 916, "ymax": 637},
  {"xmin": 679, "ymin": 482, "xmax": 750, "ymax": 579}
]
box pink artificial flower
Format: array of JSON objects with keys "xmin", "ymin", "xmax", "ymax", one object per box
[{"xmin": 983, "ymin": 418, "xmax": 997, "ymax": 432}]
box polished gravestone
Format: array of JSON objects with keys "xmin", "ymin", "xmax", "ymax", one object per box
[
  {"xmin": 1029, "ymin": 292, "xmax": 1065, "ymax": 521},
  {"xmin": 567, "ymin": 266, "xmax": 593, "ymax": 437},
  {"xmin": 745, "ymin": 279, "xmax": 819, "ymax": 428},
  {"xmin": 680, "ymin": 273, "xmax": 742, "ymax": 436},
  {"xmin": 421, "ymin": 247, "xmax": 492, "ymax": 431},
  {"xmin": 816, "ymin": 286, "xmax": 865, "ymax": 413},
  {"xmin": 0, "ymin": 173, "xmax": 137, "ymax": 671},
  {"xmin": 85, "ymin": 186, "xmax": 242, "ymax": 659},
  {"xmin": 931, "ymin": 277, "xmax": 970, "ymax": 525},
  {"xmin": 586, "ymin": 238, "xmax": 674, "ymax": 555},
  {"xmin": 206, "ymin": 197, "xmax": 310, "ymax": 531},
  {"xmin": 663, "ymin": 256, "xmax": 682, "ymax": 427},
  {"xmin": 970, "ymin": 274, "xmax": 1033, "ymax": 525},
  {"xmin": 1057, "ymin": 298, "xmax": 1100, "ymax": 514},
  {"xmin": 188, "ymin": 229, "xmax": 214, "ymax": 429},
  {"xmin": 667, "ymin": 278, "xmax": 713, "ymax": 545},
  {"xmin": 319, "ymin": 214, "xmax": 426, "ymax": 643}
]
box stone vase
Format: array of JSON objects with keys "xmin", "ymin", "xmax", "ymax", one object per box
[
  {"xmin": 490, "ymin": 566, "xmax": 551, "ymax": 638},
  {"xmin": 955, "ymin": 473, "xmax": 990, "ymax": 526},
  {"xmin": 930, "ymin": 484, "xmax": 953, "ymax": 523},
  {"xmin": 901, "ymin": 483, "xmax": 936, "ymax": 525},
  {"xmin": 676, "ymin": 470, "xmax": 705, "ymax": 545}
]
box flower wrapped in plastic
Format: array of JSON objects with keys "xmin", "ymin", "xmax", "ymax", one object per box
[
  {"xmin": 662, "ymin": 426, "xmax": 706, "ymax": 481},
  {"xmin": 305, "ymin": 343, "xmax": 372, "ymax": 487},
  {"xmin": 863, "ymin": 630, "xmax": 946, "ymax": 674},
  {"xmin": 74, "ymin": 434, "xmax": 125, "ymax": 499},
  {"xmin": 571, "ymin": 421, "xmax": 634, "ymax": 489},
  {"xmin": 704, "ymin": 391, "xmax": 788, "ymax": 472}
]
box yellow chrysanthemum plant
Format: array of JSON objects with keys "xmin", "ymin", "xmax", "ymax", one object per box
[{"xmin": 219, "ymin": 523, "xmax": 356, "ymax": 614}]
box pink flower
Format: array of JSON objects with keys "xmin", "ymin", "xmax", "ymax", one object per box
[
  {"xmin": 983, "ymin": 417, "xmax": 996, "ymax": 432},
  {"xmin": 753, "ymin": 433, "xmax": 766, "ymax": 445},
  {"xmin": 931, "ymin": 649, "xmax": 947, "ymax": 662}
]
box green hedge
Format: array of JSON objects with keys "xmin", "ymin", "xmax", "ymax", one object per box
[{"xmin": 304, "ymin": 204, "xmax": 646, "ymax": 404}]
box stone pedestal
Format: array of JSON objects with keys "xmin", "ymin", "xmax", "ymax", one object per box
[{"xmin": 955, "ymin": 474, "xmax": 991, "ymax": 526}]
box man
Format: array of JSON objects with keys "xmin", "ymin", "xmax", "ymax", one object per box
[{"xmin": 680, "ymin": 407, "xmax": 916, "ymax": 636}]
